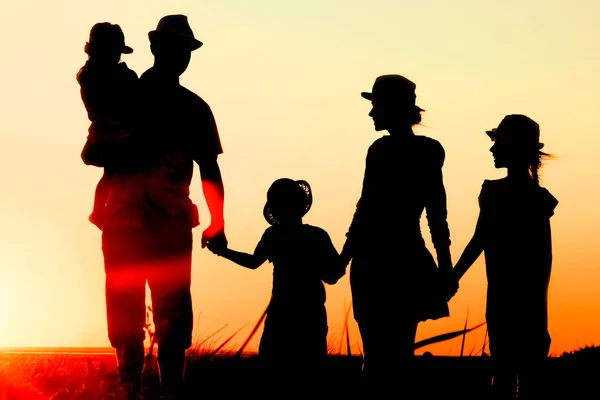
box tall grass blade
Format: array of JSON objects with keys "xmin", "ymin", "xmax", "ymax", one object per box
[
  {"xmin": 414, "ymin": 321, "xmax": 486, "ymax": 350},
  {"xmin": 460, "ymin": 310, "xmax": 469, "ymax": 358},
  {"xmin": 196, "ymin": 324, "xmax": 228, "ymax": 348},
  {"xmin": 192, "ymin": 311, "xmax": 203, "ymax": 346},
  {"xmin": 356, "ymin": 341, "xmax": 363, "ymax": 358},
  {"xmin": 345, "ymin": 302, "xmax": 352, "ymax": 357},
  {"xmin": 208, "ymin": 323, "xmax": 248, "ymax": 360},
  {"xmin": 339, "ymin": 300, "xmax": 350, "ymax": 355},
  {"xmin": 234, "ymin": 300, "xmax": 270, "ymax": 358},
  {"xmin": 339, "ymin": 300, "xmax": 353, "ymax": 356},
  {"xmin": 481, "ymin": 326, "xmax": 488, "ymax": 357}
]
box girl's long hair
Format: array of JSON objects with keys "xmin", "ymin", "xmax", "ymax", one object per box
[{"xmin": 530, "ymin": 147, "xmax": 553, "ymax": 186}]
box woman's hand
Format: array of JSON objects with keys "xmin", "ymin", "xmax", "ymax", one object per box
[{"xmin": 440, "ymin": 268, "xmax": 459, "ymax": 301}]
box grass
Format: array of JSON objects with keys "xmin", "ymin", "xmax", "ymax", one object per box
[
  {"xmin": 3, "ymin": 346, "xmax": 600, "ymax": 399},
  {"xmin": 2, "ymin": 306, "xmax": 599, "ymax": 399}
]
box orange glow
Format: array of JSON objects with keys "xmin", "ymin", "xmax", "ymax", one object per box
[{"xmin": 0, "ymin": 0, "xmax": 599, "ymax": 358}]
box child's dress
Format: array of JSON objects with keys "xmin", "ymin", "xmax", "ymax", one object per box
[
  {"xmin": 254, "ymin": 223, "xmax": 345, "ymax": 367},
  {"xmin": 478, "ymin": 177, "xmax": 558, "ymax": 359}
]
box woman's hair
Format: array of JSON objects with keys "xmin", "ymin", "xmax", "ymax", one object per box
[
  {"xmin": 409, "ymin": 105, "xmax": 424, "ymax": 126},
  {"xmin": 529, "ymin": 147, "xmax": 553, "ymax": 186}
]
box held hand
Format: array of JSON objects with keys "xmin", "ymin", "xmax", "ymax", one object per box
[
  {"xmin": 323, "ymin": 257, "xmax": 348, "ymax": 285},
  {"xmin": 446, "ymin": 278, "xmax": 459, "ymax": 301},
  {"xmin": 339, "ymin": 249, "xmax": 352, "ymax": 268},
  {"xmin": 439, "ymin": 268, "xmax": 459, "ymax": 301},
  {"xmin": 206, "ymin": 239, "xmax": 226, "ymax": 256},
  {"xmin": 201, "ymin": 224, "xmax": 227, "ymax": 249}
]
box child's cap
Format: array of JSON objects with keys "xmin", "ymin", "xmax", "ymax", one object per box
[
  {"xmin": 263, "ymin": 178, "xmax": 313, "ymax": 226},
  {"xmin": 85, "ymin": 22, "xmax": 133, "ymax": 55},
  {"xmin": 486, "ymin": 114, "xmax": 545, "ymax": 150}
]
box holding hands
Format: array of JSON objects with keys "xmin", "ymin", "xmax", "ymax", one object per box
[
  {"xmin": 206, "ymin": 235, "xmax": 227, "ymax": 255},
  {"xmin": 442, "ymin": 269, "xmax": 460, "ymax": 301}
]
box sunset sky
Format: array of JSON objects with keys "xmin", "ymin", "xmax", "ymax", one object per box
[{"xmin": 1, "ymin": 0, "xmax": 599, "ymax": 357}]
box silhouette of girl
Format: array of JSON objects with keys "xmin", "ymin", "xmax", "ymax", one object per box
[
  {"xmin": 452, "ymin": 114, "xmax": 558, "ymax": 399},
  {"xmin": 207, "ymin": 178, "xmax": 346, "ymax": 392},
  {"xmin": 340, "ymin": 75, "xmax": 455, "ymax": 393}
]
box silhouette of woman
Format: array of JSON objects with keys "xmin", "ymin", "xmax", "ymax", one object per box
[
  {"xmin": 340, "ymin": 74, "xmax": 455, "ymax": 393},
  {"xmin": 452, "ymin": 114, "xmax": 558, "ymax": 400},
  {"xmin": 208, "ymin": 178, "xmax": 346, "ymax": 394}
]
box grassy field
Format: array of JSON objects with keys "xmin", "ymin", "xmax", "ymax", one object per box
[
  {"xmin": 2, "ymin": 309, "xmax": 599, "ymax": 399},
  {"xmin": 1, "ymin": 346, "xmax": 600, "ymax": 399}
]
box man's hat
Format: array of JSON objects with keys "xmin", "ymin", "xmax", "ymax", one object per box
[
  {"xmin": 85, "ymin": 22, "xmax": 133, "ymax": 55},
  {"xmin": 148, "ymin": 14, "xmax": 203, "ymax": 51}
]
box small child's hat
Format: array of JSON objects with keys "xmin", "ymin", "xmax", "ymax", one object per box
[
  {"xmin": 263, "ymin": 178, "xmax": 313, "ymax": 226},
  {"xmin": 85, "ymin": 22, "xmax": 133, "ymax": 55}
]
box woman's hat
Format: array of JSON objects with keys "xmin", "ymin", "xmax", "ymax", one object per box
[
  {"xmin": 85, "ymin": 22, "xmax": 133, "ymax": 55},
  {"xmin": 263, "ymin": 178, "xmax": 313, "ymax": 226},
  {"xmin": 361, "ymin": 74, "xmax": 423, "ymax": 111},
  {"xmin": 148, "ymin": 14, "xmax": 203, "ymax": 51},
  {"xmin": 486, "ymin": 114, "xmax": 545, "ymax": 150}
]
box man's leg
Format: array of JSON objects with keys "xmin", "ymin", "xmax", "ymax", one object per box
[
  {"xmin": 147, "ymin": 216, "xmax": 194, "ymax": 399},
  {"xmin": 102, "ymin": 228, "xmax": 148, "ymax": 398}
]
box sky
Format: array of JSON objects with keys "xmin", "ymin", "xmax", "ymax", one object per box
[{"xmin": 0, "ymin": 0, "xmax": 599, "ymax": 357}]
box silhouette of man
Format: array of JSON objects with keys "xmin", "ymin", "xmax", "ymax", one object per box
[{"xmin": 99, "ymin": 14, "xmax": 227, "ymax": 400}]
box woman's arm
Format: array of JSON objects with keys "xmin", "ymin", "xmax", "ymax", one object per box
[
  {"xmin": 340, "ymin": 198, "xmax": 363, "ymax": 265},
  {"xmin": 424, "ymin": 144, "xmax": 452, "ymax": 273},
  {"xmin": 341, "ymin": 144, "xmax": 378, "ymax": 264}
]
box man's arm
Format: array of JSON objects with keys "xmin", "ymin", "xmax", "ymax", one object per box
[{"xmin": 197, "ymin": 156, "xmax": 226, "ymax": 248}]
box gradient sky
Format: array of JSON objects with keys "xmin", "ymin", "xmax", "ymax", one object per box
[{"xmin": 0, "ymin": 0, "xmax": 599, "ymax": 356}]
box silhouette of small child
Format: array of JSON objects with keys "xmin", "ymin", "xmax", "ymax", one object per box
[
  {"xmin": 76, "ymin": 22, "xmax": 138, "ymax": 229},
  {"xmin": 451, "ymin": 114, "xmax": 558, "ymax": 399},
  {"xmin": 207, "ymin": 178, "xmax": 346, "ymax": 391}
]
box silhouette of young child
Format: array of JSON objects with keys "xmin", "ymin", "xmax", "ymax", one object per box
[
  {"xmin": 207, "ymin": 178, "xmax": 346, "ymax": 391},
  {"xmin": 76, "ymin": 22, "xmax": 138, "ymax": 229},
  {"xmin": 451, "ymin": 114, "xmax": 558, "ymax": 400}
]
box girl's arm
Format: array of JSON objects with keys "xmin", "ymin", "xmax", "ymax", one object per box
[
  {"xmin": 216, "ymin": 248, "xmax": 267, "ymax": 270},
  {"xmin": 209, "ymin": 229, "xmax": 271, "ymax": 270},
  {"xmin": 453, "ymin": 209, "xmax": 485, "ymax": 280},
  {"xmin": 319, "ymin": 230, "xmax": 347, "ymax": 285},
  {"xmin": 453, "ymin": 181, "xmax": 490, "ymax": 281}
]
